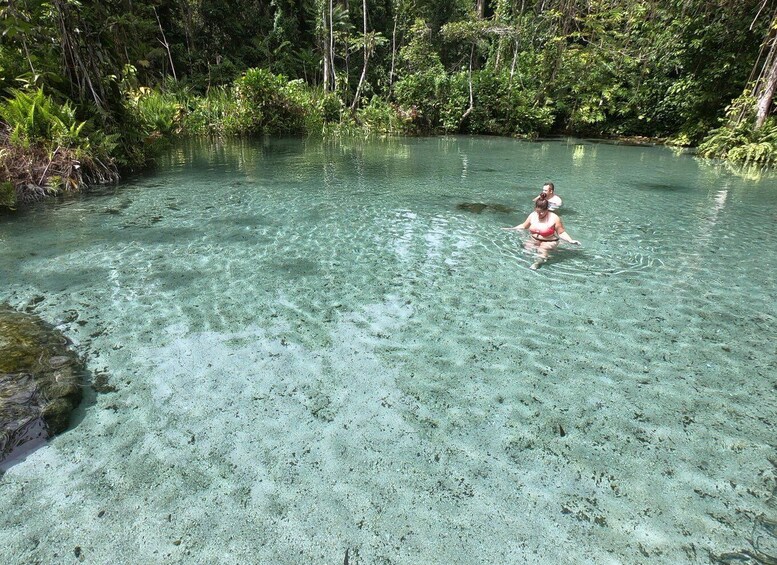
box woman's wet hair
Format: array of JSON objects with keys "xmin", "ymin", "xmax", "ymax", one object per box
[{"xmin": 535, "ymin": 192, "xmax": 549, "ymax": 210}]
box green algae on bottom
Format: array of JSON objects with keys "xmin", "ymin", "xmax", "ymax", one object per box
[{"xmin": 0, "ymin": 304, "xmax": 84, "ymax": 464}]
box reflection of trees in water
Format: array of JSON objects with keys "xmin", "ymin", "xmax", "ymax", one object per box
[{"xmin": 684, "ymin": 182, "xmax": 730, "ymax": 278}]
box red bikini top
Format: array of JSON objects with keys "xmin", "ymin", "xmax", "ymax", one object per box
[{"xmin": 530, "ymin": 222, "xmax": 556, "ymax": 237}]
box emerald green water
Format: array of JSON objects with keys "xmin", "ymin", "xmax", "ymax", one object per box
[{"xmin": 1, "ymin": 136, "xmax": 775, "ymax": 563}]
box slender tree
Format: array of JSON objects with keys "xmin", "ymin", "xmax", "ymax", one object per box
[
  {"xmin": 330, "ymin": 0, "xmax": 337, "ymax": 90},
  {"xmin": 349, "ymin": 0, "xmax": 385, "ymax": 110},
  {"xmin": 754, "ymin": 10, "xmax": 777, "ymax": 128}
]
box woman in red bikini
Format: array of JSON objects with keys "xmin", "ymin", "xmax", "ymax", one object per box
[{"xmin": 503, "ymin": 193, "xmax": 580, "ymax": 269}]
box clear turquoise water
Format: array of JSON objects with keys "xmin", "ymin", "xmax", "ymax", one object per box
[{"xmin": 1, "ymin": 136, "xmax": 775, "ymax": 563}]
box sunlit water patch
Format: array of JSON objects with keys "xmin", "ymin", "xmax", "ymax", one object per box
[{"xmin": 0, "ymin": 136, "xmax": 775, "ymax": 564}]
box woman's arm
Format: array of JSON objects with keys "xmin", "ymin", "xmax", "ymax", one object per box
[{"xmin": 555, "ymin": 218, "xmax": 580, "ymax": 244}]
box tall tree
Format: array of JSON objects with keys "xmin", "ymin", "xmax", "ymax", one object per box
[
  {"xmin": 754, "ymin": 10, "xmax": 777, "ymax": 128},
  {"xmin": 350, "ymin": 0, "xmax": 386, "ymax": 110}
]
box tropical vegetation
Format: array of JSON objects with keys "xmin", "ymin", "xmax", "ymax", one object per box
[{"xmin": 1, "ymin": 0, "xmax": 776, "ymax": 207}]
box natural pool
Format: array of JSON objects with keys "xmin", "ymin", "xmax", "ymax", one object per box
[{"xmin": 0, "ymin": 136, "xmax": 775, "ymax": 563}]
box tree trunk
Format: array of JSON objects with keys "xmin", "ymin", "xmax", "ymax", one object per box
[
  {"xmin": 180, "ymin": 1, "xmax": 195, "ymax": 70},
  {"xmin": 509, "ymin": 38, "xmax": 519, "ymax": 85},
  {"xmin": 154, "ymin": 7, "xmax": 177, "ymax": 81},
  {"xmin": 460, "ymin": 43, "xmax": 475, "ymax": 125},
  {"xmin": 351, "ymin": 0, "xmax": 369, "ymax": 111},
  {"xmin": 755, "ymin": 19, "xmax": 777, "ymax": 129},
  {"xmin": 756, "ymin": 56, "xmax": 777, "ymax": 128},
  {"xmin": 329, "ymin": 0, "xmax": 337, "ymax": 90},
  {"xmin": 54, "ymin": 0, "xmax": 107, "ymax": 112},
  {"xmin": 22, "ymin": 39, "xmax": 37, "ymax": 76},
  {"xmin": 389, "ymin": 9, "xmax": 398, "ymax": 88},
  {"xmin": 476, "ymin": 0, "xmax": 485, "ymax": 19},
  {"xmin": 322, "ymin": 1, "xmax": 330, "ymax": 91}
]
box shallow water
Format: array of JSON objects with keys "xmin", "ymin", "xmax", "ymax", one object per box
[{"xmin": 1, "ymin": 136, "xmax": 775, "ymax": 564}]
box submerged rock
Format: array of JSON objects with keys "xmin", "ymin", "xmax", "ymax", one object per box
[
  {"xmin": 0, "ymin": 304, "xmax": 84, "ymax": 464},
  {"xmin": 456, "ymin": 202, "xmax": 514, "ymax": 215}
]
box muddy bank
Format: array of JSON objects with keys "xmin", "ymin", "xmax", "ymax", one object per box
[{"xmin": 0, "ymin": 126, "xmax": 119, "ymax": 209}]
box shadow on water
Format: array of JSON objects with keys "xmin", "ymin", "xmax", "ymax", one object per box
[
  {"xmin": 116, "ymin": 226, "xmax": 203, "ymax": 243},
  {"xmin": 208, "ymin": 214, "xmax": 277, "ymax": 228},
  {"xmin": 217, "ymin": 230, "xmax": 272, "ymax": 245},
  {"xmin": 457, "ymin": 202, "xmax": 514, "ymax": 215},
  {"xmin": 469, "ymin": 167, "xmax": 501, "ymax": 173},
  {"xmin": 4, "ymin": 268, "xmax": 112, "ymax": 293},
  {"xmin": 540, "ymin": 248, "xmax": 586, "ymax": 270},
  {"xmin": 204, "ymin": 217, "xmax": 276, "ymax": 244},
  {"xmin": 271, "ymin": 258, "xmax": 321, "ymax": 278},
  {"xmin": 98, "ymin": 199, "xmax": 135, "ymax": 215},
  {"xmin": 633, "ymin": 181, "xmax": 692, "ymax": 192},
  {"xmin": 152, "ymin": 269, "xmax": 206, "ymax": 291}
]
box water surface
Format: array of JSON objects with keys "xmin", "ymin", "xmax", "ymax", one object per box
[{"xmin": 1, "ymin": 137, "xmax": 775, "ymax": 563}]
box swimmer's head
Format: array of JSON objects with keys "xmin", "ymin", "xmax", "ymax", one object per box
[{"xmin": 535, "ymin": 193, "xmax": 550, "ymax": 211}]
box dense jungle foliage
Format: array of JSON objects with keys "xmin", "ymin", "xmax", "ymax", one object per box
[{"xmin": 1, "ymin": 0, "xmax": 777, "ymax": 206}]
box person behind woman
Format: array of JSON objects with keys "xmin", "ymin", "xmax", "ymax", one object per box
[
  {"xmin": 503, "ymin": 193, "xmax": 580, "ymax": 269},
  {"xmin": 532, "ymin": 182, "xmax": 562, "ymax": 210}
]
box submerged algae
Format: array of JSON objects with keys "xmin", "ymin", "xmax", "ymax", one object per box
[{"xmin": 0, "ymin": 304, "xmax": 84, "ymax": 464}]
